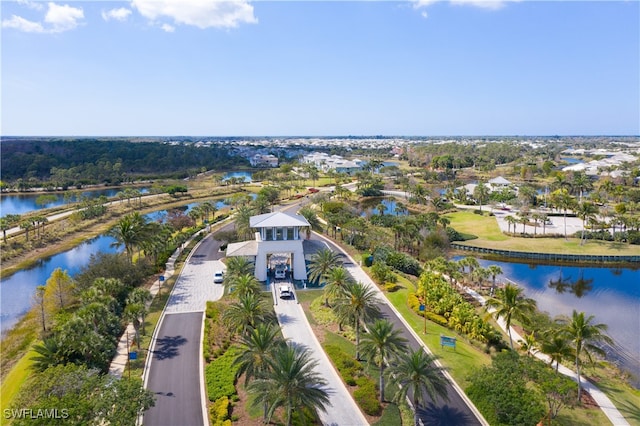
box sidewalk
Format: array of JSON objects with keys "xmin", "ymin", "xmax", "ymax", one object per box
[{"xmin": 108, "ymin": 246, "xmax": 182, "ymax": 377}]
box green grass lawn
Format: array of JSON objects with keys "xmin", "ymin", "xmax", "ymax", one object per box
[
  {"xmin": 446, "ymin": 210, "xmax": 640, "ymax": 256},
  {"xmin": 0, "ymin": 348, "xmax": 35, "ymax": 413}
]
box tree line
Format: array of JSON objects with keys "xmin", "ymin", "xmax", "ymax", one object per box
[{"xmin": 0, "ymin": 138, "xmax": 248, "ymax": 189}]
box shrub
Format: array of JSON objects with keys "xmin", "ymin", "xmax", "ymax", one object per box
[
  {"xmin": 353, "ymin": 376, "xmax": 382, "ymax": 416},
  {"xmin": 325, "ymin": 345, "xmax": 361, "ymax": 386},
  {"xmin": 205, "ymin": 347, "xmax": 239, "ymax": 401},
  {"xmin": 210, "ymin": 396, "xmax": 231, "ymax": 426}
]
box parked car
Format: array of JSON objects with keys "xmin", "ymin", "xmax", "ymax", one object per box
[
  {"xmin": 279, "ymin": 285, "xmax": 292, "ymax": 299},
  {"xmin": 213, "ymin": 270, "xmax": 225, "ymax": 284},
  {"xmin": 274, "ymin": 265, "xmax": 287, "ymax": 280}
]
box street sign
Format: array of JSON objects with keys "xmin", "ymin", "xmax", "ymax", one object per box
[
  {"xmin": 440, "ymin": 335, "xmax": 456, "ymax": 350},
  {"xmin": 419, "ymin": 304, "xmax": 425, "ymax": 311},
  {"xmin": 129, "ymin": 351, "xmax": 137, "ymax": 360},
  {"xmin": 159, "ymin": 276, "xmax": 165, "ymax": 282}
]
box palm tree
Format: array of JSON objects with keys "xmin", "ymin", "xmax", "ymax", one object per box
[
  {"xmin": 473, "ymin": 181, "xmax": 490, "ymax": 212},
  {"xmin": 127, "ymin": 288, "xmax": 152, "ymax": 335},
  {"xmin": 248, "ymin": 344, "xmax": 330, "ymax": 426},
  {"xmin": 333, "ymin": 281, "xmax": 381, "ymax": 360},
  {"xmin": 225, "ymin": 273, "xmax": 261, "ymax": 298},
  {"xmin": 360, "ymin": 319, "xmax": 407, "ymax": 402},
  {"xmin": 225, "ymin": 256, "xmax": 255, "ymax": 278},
  {"xmin": 486, "ymin": 265, "xmax": 503, "ymax": 295},
  {"xmin": 387, "ymin": 349, "xmax": 449, "ymax": 426},
  {"xmin": 30, "ymin": 337, "xmax": 63, "ymax": 372},
  {"xmin": 559, "ymin": 310, "xmax": 613, "ymax": 402},
  {"xmin": 550, "ymin": 189, "xmax": 576, "ymax": 240},
  {"xmin": 485, "ymin": 283, "xmax": 537, "ymax": 349},
  {"xmin": 576, "ymin": 201, "xmax": 598, "ymax": 245},
  {"xmin": 223, "ymin": 293, "xmax": 276, "ymax": 335},
  {"xmin": 307, "ymin": 248, "xmax": 342, "ymax": 286},
  {"xmin": 109, "ymin": 212, "xmax": 148, "ymax": 262},
  {"xmin": 235, "ymin": 323, "xmax": 285, "ymax": 386},
  {"xmin": 323, "ymin": 266, "xmax": 353, "ymax": 307},
  {"xmin": 505, "ymin": 215, "xmax": 517, "ymax": 234},
  {"xmin": 540, "ymin": 331, "xmax": 574, "ymax": 373},
  {"xmin": 234, "ymin": 204, "xmax": 254, "ymax": 240}
]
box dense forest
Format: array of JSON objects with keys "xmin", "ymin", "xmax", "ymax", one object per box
[{"xmin": 1, "ymin": 139, "xmax": 248, "ymax": 188}]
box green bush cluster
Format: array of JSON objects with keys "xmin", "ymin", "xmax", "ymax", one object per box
[
  {"xmin": 325, "ymin": 344, "xmax": 362, "ymax": 386},
  {"xmin": 372, "ymin": 246, "xmax": 423, "ymax": 276},
  {"xmin": 353, "ymin": 376, "xmax": 382, "ymax": 416},
  {"xmin": 204, "ymin": 301, "xmax": 233, "ymax": 362},
  {"xmin": 408, "ymin": 273, "xmax": 502, "ymax": 345},
  {"xmin": 210, "ymin": 396, "xmax": 232, "ymax": 426},
  {"xmin": 205, "ymin": 347, "xmax": 239, "ymax": 401}
]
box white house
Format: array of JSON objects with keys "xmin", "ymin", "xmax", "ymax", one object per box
[
  {"xmin": 225, "ymin": 211, "xmax": 310, "ymax": 282},
  {"xmin": 250, "ymin": 154, "xmax": 279, "ymax": 168}
]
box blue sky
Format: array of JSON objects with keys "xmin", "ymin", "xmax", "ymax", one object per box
[{"xmin": 2, "ymin": 0, "xmax": 638, "ymax": 136}]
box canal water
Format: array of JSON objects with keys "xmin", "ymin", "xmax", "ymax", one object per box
[
  {"xmin": 469, "ymin": 257, "xmax": 640, "ymax": 387},
  {"xmin": 1, "ymin": 187, "xmax": 150, "ymax": 216}
]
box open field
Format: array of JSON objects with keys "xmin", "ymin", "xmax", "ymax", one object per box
[{"xmin": 446, "ymin": 210, "xmax": 640, "ymax": 256}]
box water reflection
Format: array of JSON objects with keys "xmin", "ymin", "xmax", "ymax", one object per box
[{"xmin": 548, "ymin": 270, "xmax": 594, "ymax": 298}]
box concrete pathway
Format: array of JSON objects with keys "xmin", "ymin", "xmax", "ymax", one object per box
[
  {"xmin": 465, "ymin": 288, "xmax": 630, "ymax": 426},
  {"xmin": 272, "ymin": 282, "xmax": 369, "ymax": 426}
]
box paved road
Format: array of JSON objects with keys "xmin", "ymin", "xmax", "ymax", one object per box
[
  {"xmin": 144, "ymin": 231, "xmax": 227, "ymax": 426},
  {"xmin": 310, "ymin": 235, "xmax": 487, "ymax": 426},
  {"xmin": 273, "ymin": 286, "xmax": 368, "ymax": 426}
]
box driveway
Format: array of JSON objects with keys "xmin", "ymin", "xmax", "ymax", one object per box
[
  {"xmin": 143, "ymin": 233, "xmax": 226, "ymax": 426},
  {"xmin": 272, "ymin": 286, "xmax": 369, "ymax": 426}
]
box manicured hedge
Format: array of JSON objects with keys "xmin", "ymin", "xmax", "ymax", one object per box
[
  {"xmin": 325, "ymin": 344, "xmax": 362, "ymax": 386},
  {"xmin": 353, "ymin": 376, "xmax": 382, "ymax": 416},
  {"xmin": 205, "ymin": 347, "xmax": 239, "ymax": 401}
]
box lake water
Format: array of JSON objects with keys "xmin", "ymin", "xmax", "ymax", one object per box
[
  {"xmin": 1, "ymin": 187, "xmax": 149, "ymax": 216},
  {"xmin": 0, "ymin": 235, "xmax": 119, "ymax": 335},
  {"xmin": 467, "ymin": 257, "xmax": 640, "ymax": 387}
]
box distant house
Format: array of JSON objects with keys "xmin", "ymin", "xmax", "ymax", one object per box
[
  {"xmin": 250, "ymin": 154, "xmax": 279, "ymax": 168},
  {"xmin": 488, "ymin": 176, "xmax": 512, "ymax": 188},
  {"xmin": 301, "ymin": 152, "xmax": 364, "ymax": 174},
  {"xmin": 225, "ymin": 211, "xmax": 310, "ymax": 282}
]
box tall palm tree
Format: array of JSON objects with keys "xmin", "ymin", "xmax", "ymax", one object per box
[
  {"xmin": 360, "ymin": 319, "xmax": 407, "ymax": 402},
  {"xmin": 248, "ymin": 344, "xmax": 330, "ymax": 426},
  {"xmin": 550, "ymin": 189, "xmax": 576, "ymax": 240},
  {"xmin": 505, "ymin": 215, "xmax": 517, "ymax": 234},
  {"xmin": 234, "ymin": 204, "xmax": 255, "ymax": 240},
  {"xmin": 486, "ymin": 265, "xmax": 503, "ymax": 295},
  {"xmin": 485, "ymin": 283, "xmax": 537, "ymax": 349},
  {"xmin": 387, "ymin": 349, "xmax": 449, "ymax": 426},
  {"xmin": 559, "ymin": 310, "xmax": 613, "ymax": 402},
  {"xmin": 333, "ymin": 281, "xmax": 381, "ymax": 360},
  {"xmin": 576, "ymin": 201, "xmax": 598, "ymax": 245},
  {"xmin": 307, "ymin": 248, "xmax": 342, "ymax": 286},
  {"xmin": 323, "ymin": 266, "xmax": 353, "ymax": 307}
]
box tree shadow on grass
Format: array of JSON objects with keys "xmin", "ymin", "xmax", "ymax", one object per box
[{"xmin": 153, "ymin": 335, "xmax": 187, "ymax": 360}]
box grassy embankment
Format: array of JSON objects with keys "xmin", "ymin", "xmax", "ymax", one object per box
[{"xmin": 446, "ymin": 210, "xmax": 640, "ymax": 256}]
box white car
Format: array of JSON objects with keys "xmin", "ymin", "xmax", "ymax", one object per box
[
  {"xmin": 279, "ymin": 285, "xmax": 292, "ymax": 299},
  {"xmin": 274, "ymin": 265, "xmax": 287, "ymax": 280},
  {"xmin": 213, "ymin": 270, "xmax": 224, "ymax": 284}
]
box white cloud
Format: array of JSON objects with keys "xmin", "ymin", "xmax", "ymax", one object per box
[
  {"xmin": 44, "ymin": 2, "xmax": 84, "ymax": 32},
  {"xmin": 17, "ymin": 0, "xmax": 44, "ymax": 11},
  {"xmin": 2, "ymin": 15, "xmax": 44, "ymax": 33},
  {"xmin": 161, "ymin": 23, "xmax": 175, "ymax": 33},
  {"xmin": 3, "ymin": 2, "xmax": 84, "ymax": 33},
  {"xmin": 102, "ymin": 7, "xmax": 132, "ymax": 22},
  {"xmin": 131, "ymin": 0, "xmax": 257, "ymax": 30},
  {"xmin": 450, "ymin": 0, "xmax": 516, "ymax": 10},
  {"xmin": 412, "ymin": 0, "xmax": 520, "ymax": 13}
]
